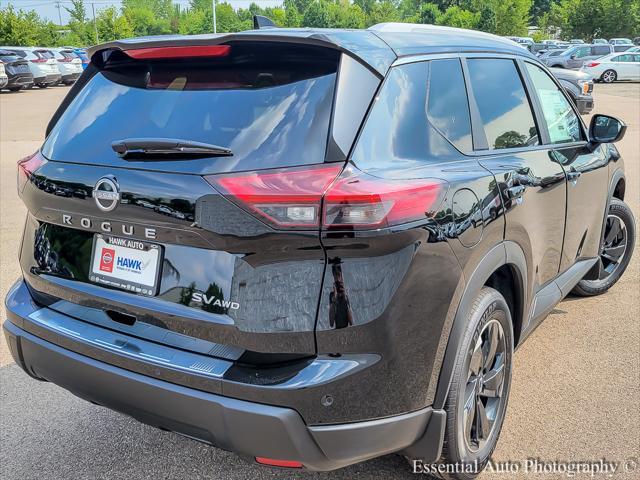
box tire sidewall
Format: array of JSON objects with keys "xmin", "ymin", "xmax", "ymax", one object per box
[{"xmin": 447, "ymin": 288, "xmax": 514, "ymax": 477}]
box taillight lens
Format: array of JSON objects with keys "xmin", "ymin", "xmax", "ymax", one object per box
[
  {"xmin": 322, "ymin": 167, "xmax": 446, "ymax": 230},
  {"xmin": 205, "ymin": 164, "xmax": 343, "ymax": 229},
  {"xmin": 17, "ymin": 151, "xmax": 47, "ymax": 194},
  {"xmin": 205, "ymin": 164, "xmax": 446, "ymax": 231},
  {"xmin": 586, "ymin": 62, "xmax": 600, "ymax": 67},
  {"xmin": 30, "ymin": 58, "xmax": 47, "ymax": 63}
]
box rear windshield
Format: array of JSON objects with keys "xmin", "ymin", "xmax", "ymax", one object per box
[{"xmin": 43, "ymin": 43, "xmax": 339, "ymax": 172}]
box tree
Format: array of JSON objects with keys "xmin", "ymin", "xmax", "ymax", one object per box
[
  {"xmin": 419, "ymin": 3, "xmax": 441, "ymax": 24},
  {"xmin": 328, "ymin": 0, "xmax": 366, "ymax": 28},
  {"xmin": 97, "ymin": 6, "xmax": 134, "ymax": 42},
  {"xmin": 476, "ymin": 4, "xmax": 497, "ymax": 33},
  {"xmin": 366, "ymin": 0, "xmax": 400, "ymax": 26},
  {"xmin": 436, "ymin": 6, "xmax": 479, "ymax": 29},
  {"xmin": 302, "ymin": 1, "xmax": 331, "ymax": 27}
]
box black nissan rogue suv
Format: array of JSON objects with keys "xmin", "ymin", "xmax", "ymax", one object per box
[{"xmin": 4, "ymin": 23, "xmax": 635, "ymax": 477}]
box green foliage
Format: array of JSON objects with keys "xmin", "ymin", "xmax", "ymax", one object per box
[
  {"xmin": 302, "ymin": 1, "xmax": 331, "ymax": 27},
  {"xmin": 0, "ymin": 0, "xmax": 637, "ymax": 48},
  {"xmin": 418, "ymin": 3, "xmax": 440, "ymax": 24},
  {"xmin": 436, "ymin": 6, "xmax": 479, "ymax": 29}
]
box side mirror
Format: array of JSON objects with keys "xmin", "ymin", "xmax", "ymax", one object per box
[{"xmin": 590, "ymin": 114, "xmax": 627, "ymax": 143}]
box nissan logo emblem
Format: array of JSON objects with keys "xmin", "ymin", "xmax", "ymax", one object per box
[{"xmin": 93, "ymin": 177, "xmax": 121, "ymax": 212}]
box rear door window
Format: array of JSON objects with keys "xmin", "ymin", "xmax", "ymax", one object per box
[
  {"xmin": 42, "ymin": 43, "xmax": 339, "ymax": 173},
  {"xmin": 592, "ymin": 45, "xmax": 611, "ymax": 56},
  {"xmin": 466, "ymin": 58, "xmax": 539, "ymax": 150},
  {"xmin": 427, "ymin": 58, "xmax": 472, "ymax": 152}
]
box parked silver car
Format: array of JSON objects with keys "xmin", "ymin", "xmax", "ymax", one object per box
[{"xmin": 543, "ymin": 44, "xmax": 614, "ymax": 69}]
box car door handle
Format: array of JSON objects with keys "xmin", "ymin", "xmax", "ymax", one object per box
[{"xmin": 567, "ymin": 171, "xmax": 582, "ymax": 184}]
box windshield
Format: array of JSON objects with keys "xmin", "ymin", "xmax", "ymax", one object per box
[{"xmin": 43, "ymin": 43, "xmax": 339, "ymax": 172}]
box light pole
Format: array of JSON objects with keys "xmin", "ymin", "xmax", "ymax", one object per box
[{"xmin": 212, "ymin": 0, "xmax": 217, "ymax": 34}]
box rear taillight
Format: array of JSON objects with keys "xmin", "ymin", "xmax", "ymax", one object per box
[
  {"xmin": 206, "ymin": 165, "xmax": 342, "ymax": 229},
  {"xmin": 17, "ymin": 151, "xmax": 47, "ymax": 194},
  {"xmin": 30, "ymin": 58, "xmax": 47, "ymax": 63},
  {"xmin": 586, "ymin": 62, "xmax": 600, "ymax": 67},
  {"xmin": 323, "ymin": 167, "xmax": 446, "ymax": 230},
  {"xmin": 205, "ymin": 165, "xmax": 446, "ymax": 231},
  {"xmin": 126, "ymin": 45, "xmax": 231, "ymax": 60}
]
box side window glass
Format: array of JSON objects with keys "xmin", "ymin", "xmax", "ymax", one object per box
[
  {"xmin": 352, "ymin": 62, "xmax": 464, "ymax": 171},
  {"xmin": 525, "ymin": 63, "xmax": 583, "ymax": 144},
  {"xmin": 467, "ymin": 58, "xmax": 539, "ymax": 150},
  {"xmin": 427, "ymin": 58, "xmax": 472, "ymax": 152}
]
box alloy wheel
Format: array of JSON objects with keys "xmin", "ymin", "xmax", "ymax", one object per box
[
  {"xmin": 463, "ymin": 319, "xmax": 507, "ymax": 452},
  {"xmin": 595, "ymin": 213, "xmax": 628, "ymax": 280},
  {"xmin": 602, "ymin": 70, "xmax": 616, "ymax": 83}
]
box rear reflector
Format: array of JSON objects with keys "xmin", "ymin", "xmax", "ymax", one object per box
[
  {"xmin": 206, "ymin": 164, "xmax": 446, "ymax": 231},
  {"xmin": 255, "ymin": 457, "xmax": 303, "ymax": 468},
  {"xmin": 17, "ymin": 151, "xmax": 47, "ymax": 194},
  {"xmin": 125, "ymin": 45, "xmax": 231, "ymax": 60}
]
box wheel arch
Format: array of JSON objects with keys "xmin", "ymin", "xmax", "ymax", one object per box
[{"xmin": 432, "ymin": 241, "xmax": 527, "ymax": 410}]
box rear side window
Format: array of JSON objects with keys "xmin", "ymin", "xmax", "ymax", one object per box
[
  {"xmin": 43, "ymin": 43, "xmax": 339, "ymax": 170},
  {"xmin": 467, "ymin": 59, "xmax": 539, "ymax": 150},
  {"xmin": 427, "ymin": 59, "xmax": 472, "ymax": 152},
  {"xmin": 352, "ymin": 62, "xmax": 464, "ymax": 171},
  {"xmin": 525, "ymin": 63, "xmax": 582, "ymax": 144},
  {"xmin": 592, "ymin": 45, "xmax": 611, "ymax": 55}
]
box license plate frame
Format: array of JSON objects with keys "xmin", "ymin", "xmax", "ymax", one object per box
[{"xmin": 89, "ymin": 234, "xmax": 163, "ymax": 296}]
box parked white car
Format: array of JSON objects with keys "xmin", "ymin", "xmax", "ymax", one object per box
[
  {"xmin": 581, "ymin": 52, "xmax": 640, "ymax": 82},
  {"xmin": 0, "ymin": 62, "xmax": 8, "ymax": 89},
  {"xmin": 0, "ymin": 47, "xmax": 61, "ymax": 87},
  {"xmin": 49, "ymin": 48, "xmax": 83, "ymax": 84}
]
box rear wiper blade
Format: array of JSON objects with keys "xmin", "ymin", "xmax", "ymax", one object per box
[{"xmin": 111, "ymin": 138, "xmax": 233, "ymax": 159}]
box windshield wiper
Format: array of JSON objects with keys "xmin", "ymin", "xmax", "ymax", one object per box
[{"xmin": 111, "ymin": 138, "xmax": 233, "ymax": 159}]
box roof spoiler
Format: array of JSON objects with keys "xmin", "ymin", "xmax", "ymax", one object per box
[{"xmin": 253, "ymin": 15, "xmax": 277, "ymax": 29}]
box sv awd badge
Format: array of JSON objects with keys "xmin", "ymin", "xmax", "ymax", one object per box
[{"xmin": 93, "ymin": 176, "xmax": 121, "ymax": 212}]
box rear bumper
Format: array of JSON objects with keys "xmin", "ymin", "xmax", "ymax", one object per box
[
  {"xmin": 3, "ymin": 280, "xmax": 445, "ymax": 470},
  {"xmin": 34, "ymin": 74, "xmax": 61, "ymax": 85},
  {"xmin": 7, "ymin": 74, "xmax": 33, "ymax": 88},
  {"xmin": 61, "ymin": 72, "xmax": 81, "ymax": 83}
]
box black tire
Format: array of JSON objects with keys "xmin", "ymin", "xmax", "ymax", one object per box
[
  {"xmin": 433, "ymin": 287, "xmax": 514, "ymax": 479},
  {"xmin": 572, "ymin": 199, "xmax": 635, "ymax": 296},
  {"xmin": 601, "ymin": 69, "xmax": 617, "ymax": 83},
  {"xmin": 8, "ymin": 86, "xmax": 23, "ymax": 92}
]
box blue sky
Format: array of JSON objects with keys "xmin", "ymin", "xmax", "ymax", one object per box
[{"xmin": 2, "ymin": 0, "xmax": 282, "ymax": 24}]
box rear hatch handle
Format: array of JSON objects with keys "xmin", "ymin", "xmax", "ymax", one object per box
[{"xmin": 111, "ymin": 138, "xmax": 233, "ymax": 159}]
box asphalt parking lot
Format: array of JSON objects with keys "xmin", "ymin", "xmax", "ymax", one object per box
[{"xmin": 0, "ymin": 84, "xmax": 639, "ymax": 479}]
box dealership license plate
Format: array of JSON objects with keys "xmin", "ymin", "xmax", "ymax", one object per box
[{"xmin": 89, "ymin": 234, "xmax": 162, "ymax": 296}]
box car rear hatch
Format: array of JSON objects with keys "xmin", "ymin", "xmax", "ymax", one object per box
[
  {"xmin": 0, "ymin": 50, "xmax": 30, "ymax": 77},
  {"xmin": 21, "ymin": 39, "xmax": 384, "ymax": 363}
]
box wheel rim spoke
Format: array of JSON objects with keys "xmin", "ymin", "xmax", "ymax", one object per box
[
  {"xmin": 604, "ymin": 217, "xmax": 621, "ymax": 244},
  {"xmin": 463, "ymin": 380, "xmax": 477, "ymax": 439},
  {"xmin": 482, "ymin": 323, "xmax": 499, "ymax": 371},
  {"xmin": 481, "ymin": 361, "xmax": 505, "ymax": 398},
  {"xmin": 597, "ymin": 214, "xmax": 628, "ymax": 280},
  {"xmin": 469, "ymin": 338, "xmax": 483, "ymax": 377},
  {"xmin": 475, "ymin": 399, "xmax": 491, "ymax": 444}
]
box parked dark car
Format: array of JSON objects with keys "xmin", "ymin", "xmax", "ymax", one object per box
[
  {"xmin": 613, "ymin": 44, "xmax": 633, "ymax": 52},
  {"xmin": 549, "ymin": 67, "xmax": 594, "ymax": 114},
  {"xmin": 4, "ymin": 24, "xmax": 635, "ymax": 478},
  {"xmin": 544, "ymin": 43, "xmax": 614, "ymax": 68},
  {"xmin": 0, "ymin": 49, "xmax": 34, "ymax": 91}
]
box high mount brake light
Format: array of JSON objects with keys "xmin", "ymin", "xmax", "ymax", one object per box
[
  {"xmin": 125, "ymin": 45, "xmax": 232, "ymax": 60},
  {"xmin": 205, "ymin": 165, "xmax": 446, "ymax": 231},
  {"xmin": 17, "ymin": 151, "xmax": 47, "ymax": 195}
]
